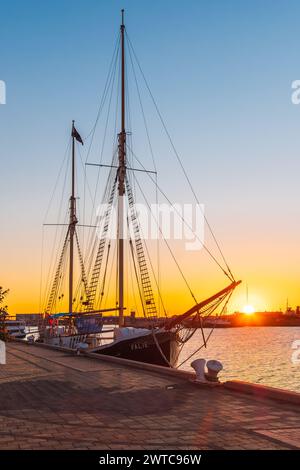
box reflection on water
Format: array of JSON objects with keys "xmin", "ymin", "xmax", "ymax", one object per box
[{"xmin": 178, "ymin": 327, "xmax": 300, "ymax": 393}]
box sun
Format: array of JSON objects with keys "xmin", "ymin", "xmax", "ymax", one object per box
[{"xmin": 243, "ymin": 304, "xmax": 255, "ymax": 315}]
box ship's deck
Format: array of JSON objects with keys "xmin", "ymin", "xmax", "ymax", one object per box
[{"xmin": 0, "ymin": 341, "xmax": 299, "ymax": 450}]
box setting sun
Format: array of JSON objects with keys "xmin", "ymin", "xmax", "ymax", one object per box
[{"xmin": 243, "ymin": 305, "xmax": 255, "ymax": 315}]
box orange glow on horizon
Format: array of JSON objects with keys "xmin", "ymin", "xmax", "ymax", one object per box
[{"xmin": 2, "ymin": 227, "xmax": 300, "ymax": 315}]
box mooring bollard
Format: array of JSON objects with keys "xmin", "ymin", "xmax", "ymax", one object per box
[
  {"xmin": 191, "ymin": 358, "xmax": 207, "ymax": 383},
  {"xmin": 206, "ymin": 359, "xmax": 223, "ymax": 382}
]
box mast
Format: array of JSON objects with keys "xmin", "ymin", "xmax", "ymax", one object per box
[
  {"xmin": 118, "ymin": 9, "xmax": 126, "ymax": 326},
  {"xmin": 69, "ymin": 120, "xmax": 77, "ymax": 314}
]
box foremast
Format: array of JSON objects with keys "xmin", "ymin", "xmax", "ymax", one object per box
[
  {"xmin": 45, "ymin": 121, "xmax": 88, "ymax": 315},
  {"xmin": 69, "ymin": 120, "xmax": 78, "ymax": 314}
]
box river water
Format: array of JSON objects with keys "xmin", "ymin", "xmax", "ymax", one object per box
[
  {"xmin": 178, "ymin": 327, "xmax": 300, "ymax": 393},
  {"xmin": 25, "ymin": 326, "xmax": 300, "ymax": 393}
]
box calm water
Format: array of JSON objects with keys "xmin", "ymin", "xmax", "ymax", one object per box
[
  {"xmin": 178, "ymin": 327, "xmax": 300, "ymax": 393},
  {"xmin": 25, "ymin": 326, "xmax": 300, "ymax": 393}
]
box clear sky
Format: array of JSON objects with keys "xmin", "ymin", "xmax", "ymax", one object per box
[{"xmin": 1, "ymin": 0, "xmax": 300, "ymax": 314}]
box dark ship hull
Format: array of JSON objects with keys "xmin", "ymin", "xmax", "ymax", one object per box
[{"xmin": 91, "ymin": 329, "xmax": 179, "ymax": 367}]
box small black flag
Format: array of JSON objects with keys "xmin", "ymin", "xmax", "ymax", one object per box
[{"xmin": 72, "ymin": 126, "xmax": 83, "ymax": 145}]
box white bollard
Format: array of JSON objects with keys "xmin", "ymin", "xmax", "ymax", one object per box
[
  {"xmin": 191, "ymin": 358, "xmax": 207, "ymax": 383},
  {"xmin": 0, "ymin": 340, "xmax": 6, "ymax": 365},
  {"xmin": 206, "ymin": 359, "xmax": 223, "ymax": 382}
]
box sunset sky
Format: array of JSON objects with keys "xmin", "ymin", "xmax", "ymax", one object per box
[{"xmin": 1, "ymin": 0, "xmax": 300, "ymax": 315}]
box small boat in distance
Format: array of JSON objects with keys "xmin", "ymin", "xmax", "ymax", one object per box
[
  {"xmin": 38, "ymin": 11, "xmax": 241, "ymax": 367},
  {"xmin": 5, "ymin": 318, "xmax": 26, "ymax": 339}
]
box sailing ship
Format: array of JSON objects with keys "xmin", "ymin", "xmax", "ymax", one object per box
[
  {"xmin": 4, "ymin": 318, "xmax": 26, "ymax": 339},
  {"xmin": 39, "ymin": 11, "xmax": 241, "ymax": 367}
]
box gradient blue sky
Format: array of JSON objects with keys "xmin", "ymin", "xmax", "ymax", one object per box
[{"xmin": 1, "ymin": 0, "xmax": 300, "ymax": 312}]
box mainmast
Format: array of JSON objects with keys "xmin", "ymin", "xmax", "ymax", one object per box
[
  {"xmin": 118, "ymin": 9, "xmax": 126, "ymax": 326},
  {"xmin": 69, "ymin": 120, "xmax": 78, "ymax": 314}
]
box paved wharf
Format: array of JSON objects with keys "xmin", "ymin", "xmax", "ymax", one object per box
[{"xmin": 0, "ymin": 341, "xmax": 299, "ymax": 450}]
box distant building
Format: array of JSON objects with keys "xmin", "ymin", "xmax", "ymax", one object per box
[{"xmin": 16, "ymin": 314, "xmax": 44, "ymax": 323}]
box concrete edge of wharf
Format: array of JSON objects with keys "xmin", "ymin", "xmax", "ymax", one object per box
[{"xmin": 12, "ymin": 338, "xmax": 300, "ymax": 407}]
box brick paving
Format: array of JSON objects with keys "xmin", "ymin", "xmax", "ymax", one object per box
[{"xmin": 0, "ymin": 341, "xmax": 299, "ymax": 450}]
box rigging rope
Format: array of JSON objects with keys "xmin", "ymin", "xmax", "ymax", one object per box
[
  {"xmin": 45, "ymin": 227, "xmax": 70, "ymax": 314},
  {"xmin": 127, "ymin": 143, "xmax": 233, "ymax": 282},
  {"xmin": 127, "ymin": 43, "xmax": 162, "ymax": 314},
  {"xmin": 85, "ymin": 174, "xmax": 118, "ymax": 310},
  {"xmin": 125, "ymin": 176, "xmax": 158, "ymax": 318},
  {"xmin": 74, "ymin": 229, "xmax": 90, "ymax": 300},
  {"xmin": 125, "ymin": 31, "xmax": 235, "ymax": 283},
  {"xmin": 84, "ymin": 47, "xmax": 120, "ymax": 252},
  {"xmin": 82, "ymin": 34, "xmax": 120, "ymax": 263},
  {"xmin": 128, "ymin": 174, "xmax": 168, "ymax": 317},
  {"xmin": 128, "ymin": 237, "xmax": 146, "ymax": 317},
  {"xmin": 131, "ymin": 171, "xmax": 198, "ymax": 304},
  {"xmin": 176, "ymin": 290, "xmax": 233, "ymax": 368},
  {"xmin": 38, "ymin": 226, "xmax": 45, "ymax": 314},
  {"xmin": 42, "ymin": 142, "xmax": 72, "ymax": 310},
  {"xmin": 98, "ymin": 242, "xmax": 111, "ymax": 309}
]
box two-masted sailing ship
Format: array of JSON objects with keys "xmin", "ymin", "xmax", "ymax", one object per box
[{"xmin": 39, "ymin": 11, "xmax": 241, "ymax": 368}]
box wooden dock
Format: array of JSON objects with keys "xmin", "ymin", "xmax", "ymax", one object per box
[{"xmin": 0, "ymin": 341, "xmax": 299, "ymax": 450}]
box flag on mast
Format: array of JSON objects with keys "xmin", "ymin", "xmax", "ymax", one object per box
[{"xmin": 72, "ymin": 126, "xmax": 84, "ymax": 145}]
